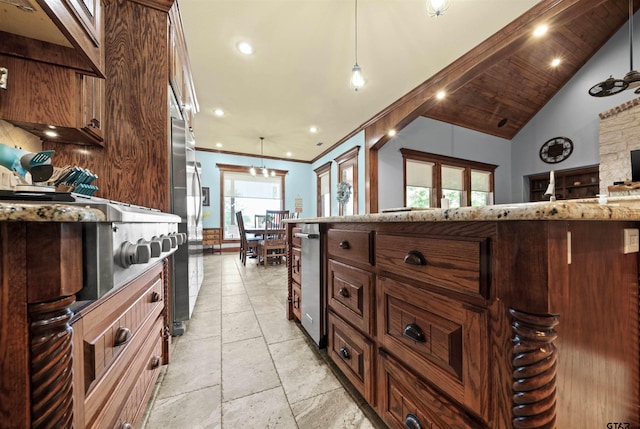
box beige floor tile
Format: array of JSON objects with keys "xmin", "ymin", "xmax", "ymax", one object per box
[
  {"xmin": 256, "ymin": 310, "xmax": 304, "ymax": 345},
  {"xmin": 269, "ymin": 337, "xmax": 342, "ymax": 404},
  {"xmin": 222, "ymin": 336, "xmax": 280, "ymax": 401},
  {"xmin": 249, "ymin": 293, "xmax": 286, "ymax": 315},
  {"xmin": 158, "ymin": 335, "xmax": 221, "ymax": 400},
  {"xmin": 291, "ymin": 388, "xmax": 376, "ymax": 429},
  {"xmin": 183, "ymin": 309, "xmax": 221, "ymax": 340},
  {"xmin": 221, "ymin": 310, "xmax": 262, "ymax": 343},
  {"xmin": 193, "ymin": 291, "xmax": 221, "ymax": 313},
  {"xmin": 145, "ymin": 385, "xmax": 221, "ymax": 429},
  {"xmin": 221, "ymin": 280, "xmax": 246, "ymax": 296},
  {"xmin": 222, "ymin": 387, "xmax": 297, "ymax": 429},
  {"xmin": 220, "ymin": 293, "xmax": 251, "ymax": 314}
]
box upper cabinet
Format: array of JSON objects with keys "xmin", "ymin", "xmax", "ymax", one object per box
[
  {"xmin": 168, "ymin": 2, "xmax": 198, "ymax": 127},
  {"xmin": 0, "ymin": 0, "xmax": 104, "ymax": 76}
]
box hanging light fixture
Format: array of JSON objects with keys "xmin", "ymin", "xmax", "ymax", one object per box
[
  {"xmin": 589, "ymin": 0, "xmax": 640, "ymax": 97},
  {"xmin": 426, "ymin": 0, "xmax": 451, "ymax": 17},
  {"xmin": 350, "ymin": 0, "xmax": 364, "ymax": 91},
  {"xmin": 251, "ymin": 137, "xmax": 275, "ymax": 177}
]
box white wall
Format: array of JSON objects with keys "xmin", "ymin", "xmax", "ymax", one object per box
[{"xmin": 378, "ymin": 117, "xmax": 512, "ymax": 209}]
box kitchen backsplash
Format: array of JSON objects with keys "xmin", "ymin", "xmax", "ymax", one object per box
[{"xmin": 0, "ymin": 120, "xmax": 42, "ymax": 154}]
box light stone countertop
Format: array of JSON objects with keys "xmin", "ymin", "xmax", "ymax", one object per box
[
  {"xmin": 0, "ymin": 202, "xmax": 106, "ymax": 222},
  {"xmin": 289, "ymin": 199, "xmax": 640, "ymax": 224}
]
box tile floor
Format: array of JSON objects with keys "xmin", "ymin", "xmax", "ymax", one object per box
[{"xmin": 141, "ymin": 253, "xmax": 385, "ymax": 428}]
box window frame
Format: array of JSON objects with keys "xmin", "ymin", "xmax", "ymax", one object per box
[
  {"xmin": 216, "ymin": 163, "xmax": 287, "ymax": 242},
  {"xmin": 314, "ymin": 161, "xmax": 331, "ymax": 217},
  {"xmin": 334, "ymin": 146, "xmax": 359, "ymax": 216},
  {"xmin": 400, "ymin": 149, "xmax": 496, "ymax": 208}
]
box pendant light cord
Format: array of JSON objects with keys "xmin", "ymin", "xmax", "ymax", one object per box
[
  {"xmin": 354, "ymin": 0, "xmax": 358, "ymax": 64},
  {"xmin": 630, "ymin": 0, "xmax": 634, "ymax": 72}
]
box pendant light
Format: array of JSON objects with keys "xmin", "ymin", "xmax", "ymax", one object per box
[
  {"xmin": 251, "ymin": 137, "xmax": 275, "ymax": 177},
  {"xmin": 589, "ymin": 0, "xmax": 640, "ymax": 97},
  {"xmin": 426, "ymin": 0, "xmax": 451, "ymax": 18},
  {"xmin": 350, "ymin": 0, "xmax": 364, "ymax": 91}
]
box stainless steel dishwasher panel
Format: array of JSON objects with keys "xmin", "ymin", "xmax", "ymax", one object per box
[{"xmin": 296, "ymin": 223, "xmax": 324, "ymax": 347}]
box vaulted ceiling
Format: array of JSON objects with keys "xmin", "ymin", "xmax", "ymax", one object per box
[{"xmin": 178, "ymin": 0, "xmax": 636, "ymax": 161}]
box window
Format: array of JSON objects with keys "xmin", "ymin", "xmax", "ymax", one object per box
[
  {"xmin": 315, "ymin": 162, "xmax": 331, "ymax": 217},
  {"xmin": 217, "ymin": 164, "xmax": 286, "ymax": 240},
  {"xmin": 335, "ymin": 146, "xmax": 359, "ymax": 215},
  {"xmin": 401, "ymin": 149, "xmax": 496, "ymax": 208}
]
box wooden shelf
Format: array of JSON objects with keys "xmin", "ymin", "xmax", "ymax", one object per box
[{"xmin": 529, "ymin": 165, "xmax": 599, "ymax": 202}]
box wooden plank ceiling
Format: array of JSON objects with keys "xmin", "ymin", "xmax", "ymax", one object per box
[{"xmin": 418, "ymin": 0, "xmax": 635, "ymax": 140}]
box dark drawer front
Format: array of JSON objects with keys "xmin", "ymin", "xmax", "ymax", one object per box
[
  {"xmin": 328, "ymin": 311, "xmax": 374, "ymax": 404},
  {"xmin": 292, "ymin": 281, "xmax": 302, "ymax": 321},
  {"xmin": 328, "ymin": 259, "xmax": 374, "ymax": 336},
  {"xmin": 291, "ymin": 227, "xmax": 302, "ymax": 248},
  {"xmin": 378, "ymin": 351, "xmax": 483, "ymax": 429},
  {"xmin": 291, "ymin": 247, "xmax": 302, "ymax": 285},
  {"xmin": 376, "ymin": 233, "xmax": 488, "ymax": 299},
  {"xmin": 327, "ymin": 229, "xmax": 372, "ymax": 267},
  {"xmin": 377, "ymin": 276, "xmax": 489, "ymax": 420}
]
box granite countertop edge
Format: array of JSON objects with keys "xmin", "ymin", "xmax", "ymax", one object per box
[
  {"xmin": 0, "ymin": 202, "xmax": 107, "ymax": 222},
  {"xmin": 286, "ymin": 200, "xmax": 640, "ymax": 223}
]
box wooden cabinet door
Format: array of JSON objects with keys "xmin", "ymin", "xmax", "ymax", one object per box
[{"xmin": 78, "ymin": 73, "xmax": 105, "ymax": 142}]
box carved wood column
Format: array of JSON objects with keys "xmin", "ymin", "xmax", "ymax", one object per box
[{"xmin": 510, "ymin": 308, "xmax": 559, "ymax": 429}]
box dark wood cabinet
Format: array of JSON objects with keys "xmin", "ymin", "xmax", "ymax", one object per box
[{"xmin": 529, "ymin": 165, "xmax": 599, "ymax": 201}]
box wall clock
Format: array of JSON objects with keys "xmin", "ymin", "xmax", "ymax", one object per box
[{"xmin": 539, "ymin": 136, "xmax": 573, "ymax": 164}]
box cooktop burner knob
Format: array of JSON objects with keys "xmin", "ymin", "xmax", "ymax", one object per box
[
  {"xmin": 169, "ymin": 235, "xmax": 178, "ymax": 248},
  {"xmin": 154, "ymin": 235, "xmax": 172, "ymax": 252},
  {"xmin": 144, "ymin": 238, "xmax": 162, "ymax": 258},
  {"xmin": 175, "ymin": 233, "xmax": 185, "ymax": 245},
  {"xmin": 117, "ymin": 241, "xmax": 151, "ymax": 267}
]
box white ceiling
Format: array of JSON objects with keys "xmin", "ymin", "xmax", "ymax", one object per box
[{"xmin": 178, "ymin": 0, "xmax": 540, "ymax": 162}]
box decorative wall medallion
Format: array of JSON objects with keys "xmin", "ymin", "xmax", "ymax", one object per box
[{"xmin": 539, "ymin": 136, "xmax": 573, "ymax": 164}]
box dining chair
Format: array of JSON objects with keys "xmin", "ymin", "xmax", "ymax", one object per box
[
  {"xmin": 235, "ymin": 211, "xmax": 260, "ymax": 266},
  {"xmin": 258, "ymin": 209, "xmax": 290, "ymax": 267},
  {"xmin": 255, "ymin": 214, "xmax": 266, "ymax": 228}
]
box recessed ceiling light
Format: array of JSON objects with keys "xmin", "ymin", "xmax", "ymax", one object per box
[
  {"xmin": 436, "ymin": 91, "xmax": 446, "ymax": 100},
  {"xmin": 286, "ymin": 152, "xmax": 292, "ymax": 157},
  {"xmin": 551, "ymin": 58, "xmax": 561, "ymax": 67},
  {"xmin": 388, "ymin": 129, "xmax": 396, "ymax": 137},
  {"xmin": 533, "ymin": 24, "xmax": 548, "ymax": 37},
  {"xmin": 309, "ymin": 126, "xmax": 318, "ymax": 133},
  {"xmin": 216, "ymin": 143, "xmax": 223, "ymax": 148},
  {"xmin": 214, "ymin": 109, "xmax": 225, "ymax": 117},
  {"xmin": 237, "ymin": 41, "xmax": 254, "ymax": 55}
]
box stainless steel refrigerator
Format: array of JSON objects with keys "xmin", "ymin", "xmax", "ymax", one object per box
[{"xmin": 170, "ymin": 117, "xmax": 204, "ymax": 335}]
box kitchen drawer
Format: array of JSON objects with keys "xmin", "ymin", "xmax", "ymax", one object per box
[
  {"xmin": 328, "ymin": 311, "xmax": 375, "ymax": 404},
  {"xmin": 292, "ymin": 227, "xmax": 302, "ymax": 248},
  {"xmin": 82, "ymin": 264, "xmax": 164, "ymax": 393},
  {"xmin": 291, "ymin": 247, "xmax": 302, "ymax": 285},
  {"xmin": 378, "ymin": 350, "xmax": 484, "ymax": 429},
  {"xmin": 292, "ymin": 280, "xmax": 302, "ymax": 322},
  {"xmin": 89, "ymin": 317, "xmax": 164, "ymax": 429},
  {"xmin": 327, "ymin": 229, "xmax": 373, "ymax": 267},
  {"xmin": 376, "ymin": 233, "xmax": 489, "ymax": 299},
  {"xmin": 377, "ymin": 276, "xmax": 489, "ymax": 420},
  {"xmin": 328, "ymin": 259, "xmax": 375, "ymax": 336}
]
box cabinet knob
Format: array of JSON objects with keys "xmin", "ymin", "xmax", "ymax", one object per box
[
  {"xmin": 339, "ymin": 347, "xmax": 350, "ymax": 360},
  {"xmin": 114, "ymin": 327, "xmax": 132, "ymax": 347},
  {"xmin": 121, "ymin": 423, "xmax": 134, "ymax": 429},
  {"xmin": 87, "ymin": 118, "xmax": 100, "ymax": 128},
  {"xmin": 338, "ymin": 240, "xmax": 350, "ymax": 249},
  {"xmin": 404, "ymin": 413, "xmax": 423, "ymax": 429},
  {"xmin": 403, "ymin": 323, "xmax": 426, "ymax": 343},
  {"xmin": 338, "ymin": 287, "xmax": 350, "ymax": 298},
  {"xmin": 151, "ymin": 291, "xmax": 161, "ymax": 302},
  {"xmin": 403, "ymin": 250, "xmax": 426, "ymax": 266},
  {"xmin": 150, "ymin": 355, "xmax": 161, "ymax": 369}
]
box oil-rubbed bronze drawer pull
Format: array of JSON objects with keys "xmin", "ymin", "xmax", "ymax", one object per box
[
  {"xmin": 403, "ymin": 250, "xmax": 426, "ymax": 266},
  {"xmin": 338, "ymin": 240, "xmax": 350, "ymax": 249},
  {"xmin": 403, "ymin": 323, "xmax": 426, "ymax": 343},
  {"xmin": 114, "ymin": 327, "xmax": 132, "ymax": 347},
  {"xmin": 151, "ymin": 291, "xmax": 161, "ymax": 302},
  {"xmin": 339, "ymin": 347, "xmax": 351, "ymax": 360},
  {"xmin": 404, "ymin": 413, "xmax": 423, "ymax": 429},
  {"xmin": 150, "ymin": 355, "xmax": 161, "ymax": 369},
  {"xmin": 338, "ymin": 287, "xmax": 350, "ymax": 298}
]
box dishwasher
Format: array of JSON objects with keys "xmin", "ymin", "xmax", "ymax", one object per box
[{"xmin": 295, "ymin": 223, "xmax": 325, "ymax": 347}]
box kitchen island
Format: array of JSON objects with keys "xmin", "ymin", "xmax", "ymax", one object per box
[
  {"xmin": 0, "ymin": 201, "xmax": 177, "ymax": 429},
  {"xmin": 286, "ymin": 200, "xmax": 640, "ymax": 429}
]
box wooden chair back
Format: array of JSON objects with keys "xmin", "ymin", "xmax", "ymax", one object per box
[{"xmin": 259, "ymin": 210, "xmax": 289, "ymax": 267}]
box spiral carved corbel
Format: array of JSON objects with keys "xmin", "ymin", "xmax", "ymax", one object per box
[
  {"xmin": 29, "ymin": 295, "xmax": 76, "ymax": 429},
  {"xmin": 510, "ymin": 308, "xmax": 559, "ymax": 429}
]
